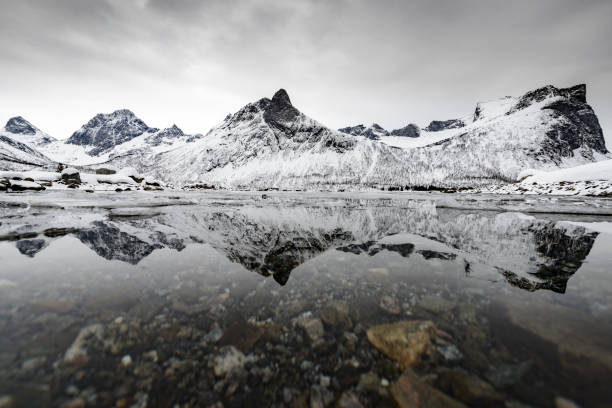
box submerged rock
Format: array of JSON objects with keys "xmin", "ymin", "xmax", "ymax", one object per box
[
  {"xmin": 336, "ymin": 391, "xmax": 364, "ymax": 408},
  {"xmin": 366, "ymin": 320, "xmax": 438, "ymax": 369},
  {"xmin": 391, "ymin": 368, "xmax": 466, "ymax": 408},
  {"xmin": 320, "ymin": 300, "xmax": 352, "ymax": 329},
  {"xmin": 436, "ymin": 369, "xmax": 505, "ymax": 407},
  {"xmin": 213, "ymin": 346, "xmax": 246, "ymax": 377},
  {"xmin": 296, "ymin": 317, "xmax": 324, "ymax": 344},
  {"xmin": 379, "ymin": 295, "xmax": 401, "ymax": 315},
  {"xmin": 61, "ymin": 168, "xmax": 81, "ymax": 185},
  {"xmin": 418, "ymin": 295, "xmax": 455, "ymax": 314},
  {"xmin": 64, "ymin": 324, "xmax": 104, "ymax": 366}
]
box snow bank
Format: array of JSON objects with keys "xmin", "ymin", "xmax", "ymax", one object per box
[
  {"xmin": 0, "ymin": 170, "xmax": 60, "ymax": 182},
  {"xmin": 80, "ymin": 173, "xmax": 137, "ymax": 185},
  {"xmin": 61, "ymin": 167, "xmax": 79, "ymax": 176},
  {"xmin": 522, "ymin": 160, "xmax": 612, "ymax": 184}
]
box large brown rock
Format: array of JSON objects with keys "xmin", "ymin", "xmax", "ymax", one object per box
[
  {"xmin": 366, "ymin": 320, "xmax": 437, "ymax": 369},
  {"xmin": 436, "ymin": 369, "xmax": 505, "ymax": 407},
  {"xmin": 391, "ymin": 368, "xmax": 466, "ymax": 408}
]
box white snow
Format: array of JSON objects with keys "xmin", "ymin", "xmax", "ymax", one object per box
[
  {"xmin": 520, "ymin": 160, "xmax": 612, "ymax": 184},
  {"xmin": 61, "ymin": 167, "xmax": 79, "ymax": 176},
  {"xmin": 0, "ymin": 170, "xmax": 60, "ymax": 182},
  {"xmin": 8, "ymin": 180, "xmax": 43, "ymax": 189}
]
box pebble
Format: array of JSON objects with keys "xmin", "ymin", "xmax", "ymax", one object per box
[
  {"xmin": 213, "ymin": 346, "xmax": 246, "ymax": 377},
  {"xmin": 121, "ymin": 355, "xmax": 133, "ymax": 367},
  {"xmin": 296, "ymin": 317, "xmax": 324, "ymax": 343}
]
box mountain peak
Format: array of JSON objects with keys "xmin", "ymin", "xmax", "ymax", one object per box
[
  {"xmin": 5, "ymin": 116, "xmax": 37, "ymax": 135},
  {"xmin": 264, "ymin": 89, "xmax": 300, "ymax": 124},
  {"xmin": 271, "ymin": 89, "xmax": 292, "ymax": 106},
  {"xmin": 66, "ymin": 109, "xmax": 157, "ymax": 155}
]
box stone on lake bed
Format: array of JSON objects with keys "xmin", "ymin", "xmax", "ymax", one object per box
[
  {"xmin": 366, "ymin": 320, "xmax": 438, "ymax": 369},
  {"xmin": 380, "ymin": 295, "xmax": 401, "ymax": 315},
  {"xmin": 63, "ymin": 324, "xmax": 104, "ymax": 366},
  {"xmin": 418, "ymin": 295, "xmax": 456, "ymax": 314},
  {"xmin": 218, "ymin": 318, "xmax": 264, "ymax": 352},
  {"xmin": 296, "ymin": 316, "xmax": 324, "ymax": 343},
  {"xmin": 213, "ymin": 346, "xmax": 246, "ymax": 377},
  {"xmin": 436, "ymin": 369, "xmax": 505, "ymax": 407},
  {"xmin": 336, "ymin": 391, "xmax": 364, "ymax": 408},
  {"xmin": 391, "ymin": 368, "xmax": 467, "ymax": 408},
  {"xmin": 320, "ymin": 300, "xmax": 352, "ymax": 329}
]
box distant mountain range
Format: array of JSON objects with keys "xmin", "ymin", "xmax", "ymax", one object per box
[{"xmin": 1, "ymin": 84, "xmax": 608, "ymax": 189}]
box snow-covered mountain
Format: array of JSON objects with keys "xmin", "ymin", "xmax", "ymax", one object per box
[
  {"xmin": 1, "ymin": 83, "xmax": 608, "ymax": 189},
  {"xmin": 129, "ymin": 84, "xmax": 607, "ymax": 189},
  {"xmin": 66, "ymin": 109, "xmax": 159, "ymax": 156},
  {"xmin": 338, "ymin": 123, "xmax": 389, "ymax": 140},
  {"xmin": 0, "ymin": 117, "xmax": 55, "ymax": 170},
  {"xmin": 339, "ymin": 123, "xmax": 421, "ymax": 139},
  {"xmin": 126, "ymin": 89, "xmax": 421, "ymax": 189}
]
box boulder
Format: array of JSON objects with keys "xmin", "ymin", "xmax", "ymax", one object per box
[
  {"xmin": 391, "ymin": 368, "xmax": 467, "ymax": 408},
  {"xmin": 61, "ymin": 168, "xmax": 81, "ymax": 184},
  {"xmin": 436, "ymin": 369, "xmax": 505, "ymax": 407},
  {"xmin": 320, "ymin": 300, "xmax": 352, "ymax": 329},
  {"xmin": 366, "ymin": 320, "xmax": 438, "ymax": 369},
  {"xmin": 296, "ymin": 316, "xmax": 324, "ymax": 344},
  {"xmin": 8, "ymin": 180, "xmax": 45, "ymax": 191},
  {"xmin": 213, "ymin": 346, "xmax": 246, "ymax": 377}
]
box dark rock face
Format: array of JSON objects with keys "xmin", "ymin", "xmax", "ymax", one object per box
[
  {"xmin": 5, "ymin": 117, "xmax": 37, "ymax": 135},
  {"xmin": 15, "ymin": 239, "xmax": 47, "ymax": 257},
  {"xmin": 145, "ymin": 124, "xmax": 185, "ymax": 146},
  {"xmin": 338, "ymin": 124, "xmax": 389, "ymax": 140},
  {"xmin": 390, "ymin": 124, "xmax": 421, "ymax": 138},
  {"xmin": 66, "ymin": 109, "xmax": 158, "ymax": 155},
  {"xmin": 424, "ymin": 120, "xmax": 465, "ymax": 132},
  {"xmin": 61, "ymin": 171, "xmax": 81, "ymax": 185},
  {"xmin": 339, "ymin": 124, "xmax": 366, "ymax": 136},
  {"xmin": 263, "ymin": 89, "xmax": 300, "ymax": 126},
  {"xmin": 76, "ymin": 222, "xmax": 162, "ymax": 264},
  {"xmin": 509, "ymin": 84, "xmax": 585, "ymax": 113},
  {"xmin": 511, "ymin": 84, "xmax": 607, "ymax": 158}
]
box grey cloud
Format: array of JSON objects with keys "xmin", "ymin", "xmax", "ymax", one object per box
[{"xmin": 0, "ymin": 0, "xmax": 610, "ymax": 145}]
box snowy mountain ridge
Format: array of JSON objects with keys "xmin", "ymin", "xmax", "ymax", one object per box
[{"xmin": 0, "ymin": 83, "xmax": 609, "ymax": 190}]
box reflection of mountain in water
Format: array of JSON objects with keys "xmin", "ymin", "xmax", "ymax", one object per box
[
  {"xmin": 10, "ymin": 200, "xmax": 599, "ymax": 291},
  {"xmin": 76, "ymin": 221, "xmax": 162, "ymax": 264}
]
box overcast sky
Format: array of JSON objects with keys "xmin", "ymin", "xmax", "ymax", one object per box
[{"xmin": 1, "ymin": 0, "xmax": 610, "ymax": 145}]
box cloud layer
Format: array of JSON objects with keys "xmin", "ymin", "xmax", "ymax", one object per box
[{"xmin": 1, "ymin": 0, "xmax": 610, "ymax": 144}]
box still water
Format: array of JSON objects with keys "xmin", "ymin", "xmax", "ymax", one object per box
[{"xmin": 0, "ymin": 191, "xmax": 611, "ymax": 408}]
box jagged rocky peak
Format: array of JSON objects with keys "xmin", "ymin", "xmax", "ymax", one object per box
[
  {"xmin": 390, "ymin": 123, "xmax": 421, "ymax": 137},
  {"xmin": 145, "ymin": 124, "xmax": 186, "ymax": 146},
  {"xmin": 66, "ymin": 108, "xmax": 159, "ymax": 155},
  {"xmin": 338, "ymin": 124, "xmax": 365, "ymax": 135},
  {"xmin": 5, "ymin": 116, "xmax": 37, "ymax": 135},
  {"xmin": 338, "ymin": 123, "xmax": 389, "ymax": 140},
  {"xmin": 424, "ymin": 119, "xmax": 465, "ymax": 132},
  {"xmin": 159, "ymin": 124, "xmax": 184, "ymax": 138},
  {"xmin": 510, "ymin": 84, "xmax": 587, "ymax": 113},
  {"xmin": 263, "ymin": 88, "xmax": 300, "ymax": 125},
  {"xmin": 511, "ymin": 83, "xmax": 606, "ymax": 155}
]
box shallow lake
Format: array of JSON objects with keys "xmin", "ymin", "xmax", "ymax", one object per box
[{"xmin": 1, "ymin": 191, "xmax": 611, "ymax": 407}]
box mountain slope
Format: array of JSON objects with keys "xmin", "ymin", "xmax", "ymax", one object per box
[
  {"xmin": 65, "ymin": 109, "xmax": 159, "ymax": 156},
  {"xmin": 393, "ymin": 84, "xmax": 609, "ymax": 187},
  {"xmin": 0, "ymin": 117, "xmax": 55, "ymax": 170},
  {"xmin": 136, "ymin": 89, "xmax": 416, "ymax": 189},
  {"xmin": 128, "ymin": 85, "xmax": 608, "ymax": 189}
]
